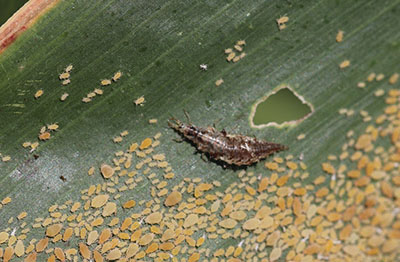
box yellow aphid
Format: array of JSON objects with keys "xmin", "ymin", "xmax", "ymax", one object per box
[
  {"xmin": 236, "ymin": 40, "xmax": 246, "ymax": 46},
  {"xmin": 39, "ymin": 132, "xmax": 51, "ymax": 141},
  {"xmin": 215, "ymin": 79, "xmax": 224, "ymax": 86},
  {"xmin": 82, "ymin": 97, "xmax": 92, "ymax": 103},
  {"xmin": 376, "ymin": 73, "xmax": 385, "ymax": 81},
  {"xmin": 34, "ymin": 90, "xmax": 43, "ymax": 99},
  {"xmin": 101, "ymin": 164, "xmax": 114, "ymax": 179},
  {"xmin": 1, "ymin": 197, "xmax": 11, "ymax": 204},
  {"xmin": 46, "ymin": 224, "xmax": 63, "ymax": 237},
  {"xmin": 226, "ymin": 52, "xmax": 235, "ymax": 62},
  {"xmin": 134, "ymin": 95, "xmax": 145, "ymax": 106},
  {"xmin": 112, "ymin": 71, "xmax": 122, "ymax": 82},
  {"xmin": 40, "ymin": 126, "xmax": 46, "ymax": 134},
  {"xmin": 31, "ymin": 142, "xmax": 39, "ymax": 150},
  {"xmin": 239, "ymin": 52, "xmax": 246, "ymax": 59},
  {"xmin": 297, "ymin": 133, "xmax": 306, "ymax": 140},
  {"xmin": 113, "ymin": 136, "xmax": 123, "ymax": 143},
  {"xmin": 88, "ymin": 166, "xmax": 95, "ymax": 176},
  {"xmin": 234, "ymin": 45, "xmax": 243, "ymax": 52},
  {"xmin": 336, "ymin": 30, "xmax": 344, "ymax": 42},
  {"xmin": 277, "ymin": 16, "xmax": 289, "ymax": 24},
  {"xmin": 339, "ymin": 60, "xmax": 350, "ymax": 69},
  {"xmin": 357, "ymin": 82, "xmax": 366, "ymax": 88},
  {"xmin": 374, "ymin": 89, "xmax": 384, "ymax": 97},
  {"xmin": 389, "ymin": 73, "xmax": 399, "ymax": 84},
  {"xmin": 367, "ymin": 73, "xmax": 376, "ymax": 82},
  {"xmin": 120, "ymin": 130, "xmax": 129, "ymax": 137},
  {"xmin": 59, "ymin": 72, "xmax": 70, "ymax": 80},
  {"xmin": 65, "ymin": 64, "xmax": 73, "ymax": 72},
  {"xmin": 94, "ymin": 89, "xmax": 103, "ymax": 95},
  {"xmin": 60, "ymin": 93, "xmax": 69, "ymax": 101},
  {"xmin": 47, "ymin": 123, "xmax": 59, "ymax": 131},
  {"xmin": 22, "ymin": 142, "xmax": 31, "ymax": 148},
  {"xmin": 101, "ymin": 79, "xmax": 111, "ymax": 86},
  {"xmin": 62, "ymin": 79, "xmax": 70, "ymax": 86},
  {"xmin": 2, "ymin": 156, "xmax": 11, "ymax": 162},
  {"xmin": 149, "ymin": 119, "xmax": 158, "ymax": 124},
  {"xmin": 91, "ymin": 194, "xmax": 109, "ymax": 208},
  {"xmin": 87, "ymin": 92, "xmax": 96, "ymax": 98},
  {"xmin": 224, "ymin": 48, "xmax": 233, "ymax": 54},
  {"xmin": 140, "ymin": 138, "xmax": 152, "ymax": 150}
]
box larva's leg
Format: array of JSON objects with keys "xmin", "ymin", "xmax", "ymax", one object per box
[
  {"xmin": 183, "ymin": 109, "xmax": 192, "ymax": 124},
  {"xmin": 200, "ymin": 153, "xmax": 208, "ymax": 162},
  {"xmin": 173, "ymin": 138, "xmax": 184, "ymax": 143}
]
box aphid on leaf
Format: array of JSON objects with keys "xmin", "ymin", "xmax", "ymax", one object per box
[
  {"xmin": 200, "ymin": 64, "xmax": 208, "ymax": 71},
  {"xmin": 60, "ymin": 93, "xmax": 69, "ymax": 101},
  {"xmin": 112, "ymin": 71, "xmax": 122, "ymax": 82},
  {"xmin": 168, "ymin": 112, "xmax": 287, "ymax": 166},
  {"xmin": 59, "ymin": 72, "xmax": 70, "ymax": 80},
  {"xmin": 65, "ymin": 64, "xmax": 73, "ymax": 73},
  {"xmin": 101, "ymin": 79, "xmax": 112, "ymax": 86},
  {"xmin": 34, "ymin": 90, "xmax": 43, "ymax": 99},
  {"xmin": 47, "ymin": 123, "xmax": 59, "ymax": 131},
  {"xmin": 134, "ymin": 96, "xmax": 145, "ymax": 106}
]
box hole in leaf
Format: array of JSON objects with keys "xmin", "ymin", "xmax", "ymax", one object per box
[{"xmin": 250, "ymin": 86, "xmax": 313, "ymax": 128}]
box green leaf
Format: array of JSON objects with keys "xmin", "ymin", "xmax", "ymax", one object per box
[{"xmin": 0, "ymin": 0, "xmax": 399, "ymax": 260}]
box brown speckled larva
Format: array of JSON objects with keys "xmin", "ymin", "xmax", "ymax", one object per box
[{"xmin": 168, "ymin": 115, "xmax": 287, "ymax": 166}]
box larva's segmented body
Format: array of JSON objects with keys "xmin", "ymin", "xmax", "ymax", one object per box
[{"xmin": 168, "ymin": 118, "xmax": 287, "ymax": 166}]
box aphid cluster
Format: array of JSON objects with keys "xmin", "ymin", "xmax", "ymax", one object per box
[
  {"xmin": 59, "ymin": 64, "xmax": 73, "ymax": 86},
  {"xmin": 81, "ymin": 71, "xmax": 121, "ymax": 103},
  {"xmin": 168, "ymin": 113, "xmax": 287, "ymax": 166},
  {"xmin": 38, "ymin": 123, "xmax": 59, "ymax": 141},
  {"xmin": 82, "ymin": 88, "xmax": 103, "ymax": 103},
  {"xmin": 101, "ymin": 71, "xmax": 122, "ymax": 86},
  {"xmin": 225, "ymin": 40, "xmax": 246, "ymax": 63}
]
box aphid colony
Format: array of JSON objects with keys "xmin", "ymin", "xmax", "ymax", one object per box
[
  {"xmin": 225, "ymin": 40, "xmax": 246, "ymax": 63},
  {"xmin": 101, "ymin": 71, "xmax": 122, "ymax": 86},
  {"xmin": 59, "ymin": 64, "xmax": 73, "ymax": 86},
  {"xmin": 83, "ymin": 71, "xmax": 122, "ymax": 103},
  {"xmin": 357, "ymin": 72, "xmax": 396, "ymax": 89},
  {"xmin": 22, "ymin": 123, "xmax": 59, "ymax": 152},
  {"xmin": 168, "ymin": 113, "xmax": 287, "ymax": 166},
  {"xmin": 3, "ymin": 86, "xmax": 400, "ymax": 261}
]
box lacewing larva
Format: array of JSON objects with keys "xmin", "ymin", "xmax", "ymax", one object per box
[{"xmin": 168, "ymin": 113, "xmax": 287, "ymax": 166}]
